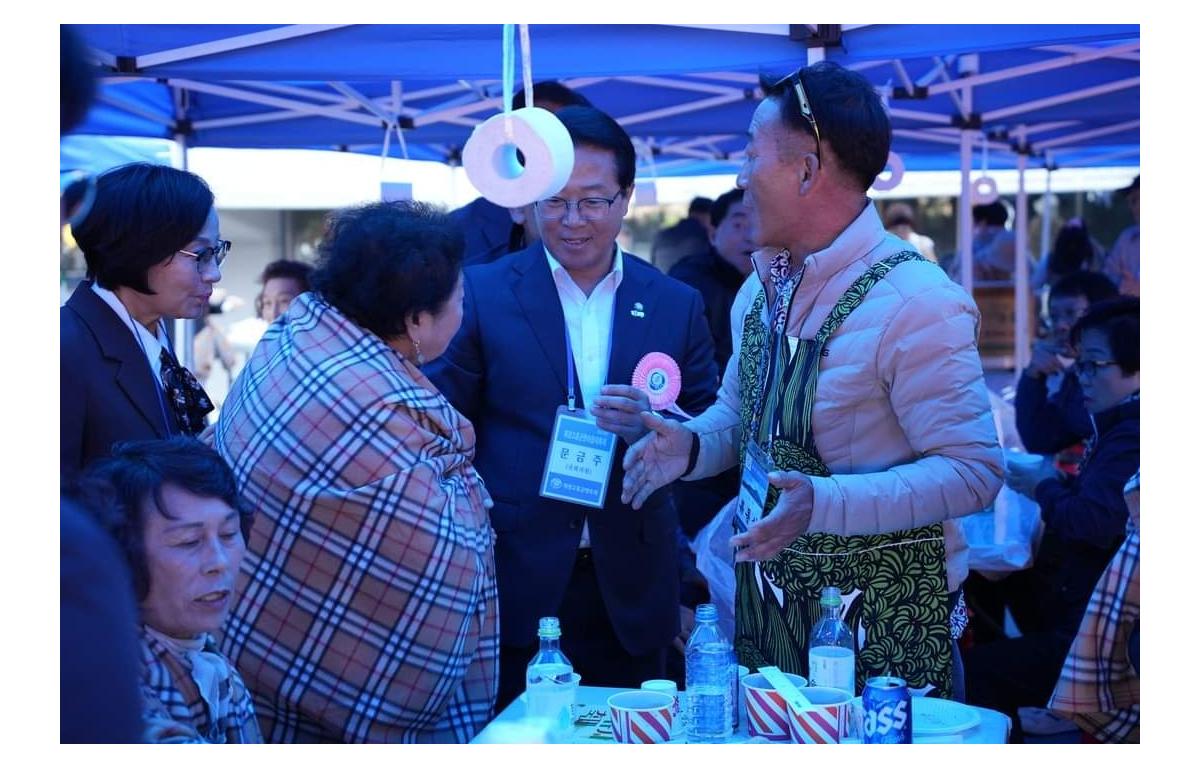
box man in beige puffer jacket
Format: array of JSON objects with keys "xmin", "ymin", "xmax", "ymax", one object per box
[{"xmin": 623, "ymin": 61, "xmax": 1003, "ymax": 699}]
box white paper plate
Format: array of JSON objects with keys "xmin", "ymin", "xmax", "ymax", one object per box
[{"xmin": 911, "ymin": 697, "xmax": 981, "ymax": 735}]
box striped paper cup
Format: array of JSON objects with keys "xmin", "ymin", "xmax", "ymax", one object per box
[
  {"xmin": 786, "ymin": 686, "xmax": 852, "ymax": 744},
  {"xmin": 743, "ymin": 671, "xmax": 808, "ymax": 741},
  {"xmin": 607, "ymin": 690, "xmax": 674, "ymax": 744}
]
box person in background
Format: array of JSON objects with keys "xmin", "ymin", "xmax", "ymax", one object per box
[
  {"xmin": 61, "ymin": 162, "xmax": 227, "ymax": 480},
  {"xmin": 427, "ymin": 105, "xmax": 718, "ymax": 711},
  {"xmin": 78, "ymin": 437, "xmax": 262, "ymax": 743},
  {"xmin": 226, "ymin": 258, "xmax": 313, "ymax": 359},
  {"xmin": 1104, "ymin": 175, "xmax": 1140, "ymax": 296},
  {"xmin": 451, "ymin": 81, "xmax": 593, "ymax": 266},
  {"xmin": 1032, "ymin": 218, "xmax": 1107, "ymax": 290},
  {"xmin": 651, "ymin": 196, "xmax": 714, "ymax": 273},
  {"xmin": 967, "ymin": 297, "xmax": 1139, "ymax": 742},
  {"xmin": 969, "ymin": 201, "xmax": 1018, "ymax": 281},
  {"xmin": 883, "ymin": 201, "xmax": 938, "ymax": 262},
  {"xmin": 668, "ymin": 188, "xmax": 753, "ymax": 375},
  {"xmin": 216, "ymin": 201, "xmax": 497, "ymax": 743},
  {"xmin": 1016, "ymin": 270, "xmax": 1119, "ymax": 461},
  {"xmin": 192, "ymin": 290, "xmax": 238, "ymax": 395}
]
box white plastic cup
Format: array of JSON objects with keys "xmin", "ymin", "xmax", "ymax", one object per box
[{"xmin": 641, "ymin": 679, "xmax": 684, "ymax": 741}]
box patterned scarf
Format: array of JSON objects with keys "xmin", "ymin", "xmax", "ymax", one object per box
[{"xmin": 159, "ymin": 348, "xmax": 214, "ymax": 435}]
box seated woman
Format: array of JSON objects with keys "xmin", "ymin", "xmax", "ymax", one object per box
[
  {"xmin": 78, "ymin": 437, "xmax": 261, "ymax": 743},
  {"xmin": 61, "ymin": 162, "xmax": 228, "ymax": 480},
  {"xmin": 965, "ymin": 297, "xmax": 1139, "ymax": 741},
  {"xmin": 214, "ymin": 201, "xmax": 497, "ymax": 743}
]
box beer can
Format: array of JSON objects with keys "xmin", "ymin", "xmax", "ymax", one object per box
[{"xmin": 862, "ymin": 676, "xmax": 912, "ymax": 744}]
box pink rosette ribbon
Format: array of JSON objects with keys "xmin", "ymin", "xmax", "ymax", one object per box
[{"xmin": 631, "ymin": 352, "xmax": 692, "ymax": 419}]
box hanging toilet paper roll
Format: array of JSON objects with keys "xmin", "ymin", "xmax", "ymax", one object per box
[
  {"xmin": 462, "ymin": 106, "xmax": 575, "ymax": 208},
  {"xmin": 972, "ymin": 176, "xmax": 1000, "ymax": 205},
  {"xmin": 872, "ymin": 151, "xmax": 905, "ymax": 192}
]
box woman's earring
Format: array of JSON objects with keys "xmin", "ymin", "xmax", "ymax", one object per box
[{"xmin": 413, "ymin": 336, "xmax": 425, "ymax": 366}]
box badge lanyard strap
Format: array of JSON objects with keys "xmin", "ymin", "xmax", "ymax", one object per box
[
  {"xmin": 749, "ymin": 263, "xmax": 805, "ymax": 451},
  {"xmin": 561, "ymin": 297, "xmax": 619, "ymax": 414}
]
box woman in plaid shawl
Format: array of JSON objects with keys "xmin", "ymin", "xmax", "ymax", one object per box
[
  {"xmin": 77, "ymin": 437, "xmax": 262, "ymax": 743},
  {"xmin": 214, "ymin": 201, "xmax": 498, "ymax": 743}
]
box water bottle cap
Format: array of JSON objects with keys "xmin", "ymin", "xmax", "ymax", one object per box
[
  {"xmin": 695, "ymin": 603, "xmax": 717, "ymax": 622},
  {"xmin": 820, "ymin": 586, "xmax": 842, "ymax": 606},
  {"xmin": 537, "ymin": 616, "xmax": 562, "ymax": 638}
]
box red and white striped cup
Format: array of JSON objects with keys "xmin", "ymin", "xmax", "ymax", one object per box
[
  {"xmin": 607, "ymin": 690, "xmax": 674, "ymax": 744},
  {"xmin": 742, "ymin": 671, "xmax": 808, "ymax": 741},
  {"xmin": 786, "ymin": 686, "xmax": 852, "ymax": 744}
]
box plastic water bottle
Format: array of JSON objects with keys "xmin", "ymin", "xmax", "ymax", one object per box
[
  {"xmin": 808, "ymin": 586, "xmax": 856, "ymax": 696},
  {"xmin": 685, "ymin": 603, "xmax": 734, "ymax": 743},
  {"xmin": 525, "ymin": 617, "xmax": 575, "ymax": 728}
]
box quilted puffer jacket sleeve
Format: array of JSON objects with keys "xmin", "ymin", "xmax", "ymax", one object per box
[{"xmin": 807, "ymin": 279, "xmax": 1004, "ymax": 535}]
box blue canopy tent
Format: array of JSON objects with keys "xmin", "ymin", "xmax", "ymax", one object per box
[{"xmin": 68, "ymin": 23, "xmax": 1139, "ymax": 368}]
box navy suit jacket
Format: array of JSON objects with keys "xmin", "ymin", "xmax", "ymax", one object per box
[
  {"xmin": 61, "ymin": 281, "xmax": 178, "ymax": 480},
  {"xmin": 426, "ymin": 243, "xmax": 718, "ymax": 654}
]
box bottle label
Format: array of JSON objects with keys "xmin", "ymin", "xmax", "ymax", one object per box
[{"xmin": 808, "ymin": 646, "xmax": 855, "ymax": 694}]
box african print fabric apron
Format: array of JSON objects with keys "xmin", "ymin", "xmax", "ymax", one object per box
[{"xmin": 734, "ymin": 250, "xmax": 955, "ymax": 698}]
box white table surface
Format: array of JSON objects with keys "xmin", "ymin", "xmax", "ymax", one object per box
[{"xmin": 473, "ymin": 685, "xmax": 1011, "ymax": 744}]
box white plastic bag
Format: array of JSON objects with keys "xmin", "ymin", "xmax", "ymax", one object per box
[{"xmin": 693, "ymin": 496, "xmax": 738, "ymax": 641}]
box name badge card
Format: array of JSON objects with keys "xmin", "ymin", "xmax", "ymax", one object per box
[
  {"xmin": 540, "ymin": 406, "xmax": 617, "ymax": 509},
  {"xmin": 734, "ymin": 440, "xmax": 773, "ymax": 534}
]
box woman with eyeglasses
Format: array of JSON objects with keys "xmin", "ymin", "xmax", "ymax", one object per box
[
  {"xmin": 61, "ymin": 162, "xmax": 229, "ymax": 480},
  {"xmin": 966, "ymin": 296, "xmax": 1139, "ymax": 741}
]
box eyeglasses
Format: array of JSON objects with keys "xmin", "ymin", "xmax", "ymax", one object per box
[
  {"xmin": 772, "ymin": 68, "xmax": 823, "ymax": 167},
  {"xmin": 1075, "ymin": 359, "xmax": 1119, "ymax": 378},
  {"xmin": 536, "ymin": 192, "xmax": 622, "ymax": 221},
  {"xmin": 176, "ymin": 239, "xmax": 232, "ymax": 271}
]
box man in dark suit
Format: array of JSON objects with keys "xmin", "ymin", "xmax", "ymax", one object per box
[{"xmin": 427, "ymin": 105, "xmax": 718, "ymax": 710}]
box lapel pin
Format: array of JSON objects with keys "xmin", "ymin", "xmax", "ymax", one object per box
[{"xmin": 631, "ymin": 301, "xmax": 645, "ymax": 318}]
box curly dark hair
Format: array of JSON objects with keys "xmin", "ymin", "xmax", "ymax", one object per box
[
  {"xmin": 309, "ymin": 201, "xmax": 464, "ymax": 341},
  {"xmin": 73, "ymin": 162, "xmax": 215, "ymax": 294},
  {"xmin": 761, "ymin": 61, "xmax": 891, "ymax": 191},
  {"xmin": 70, "ymin": 437, "xmax": 249, "ymax": 603},
  {"xmin": 1070, "ymin": 296, "xmax": 1139, "ymax": 376}
]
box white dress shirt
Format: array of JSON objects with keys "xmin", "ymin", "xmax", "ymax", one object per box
[
  {"xmin": 91, "ymin": 281, "xmax": 171, "ymax": 381},
  {"xmin": 544, "ymin": 244, "xmax": 625, "ymax": 548}
]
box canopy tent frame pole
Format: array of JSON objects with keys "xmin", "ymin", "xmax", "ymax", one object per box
[
  {"xmin": 958, "ymin": 79, "xmax": 975, "ymax": 298},
  {"xmin": 925, "ymin": 40, "xmax": 1141, "ymax": 97},
  {"xmin": 172, "ymin": 83, "xmax": 196, "ymax": 371},
  {"xmin": 1040, "ymin": 154, "xmax": 1054, "ymax": 279},
  {"xmin": 1030, "ymin": 118, "xmax": 1140, "ymax": 151},
  {"xmin": 1014, "ymin": 125, "xmax": 1032, "ymax": 373},
  {"xmin": 133, "ymin": 25, "xmax": 354, "ymax": 70},
  {"xmin": 984, "ymin": 77, "xmax": 1139, "ymax": 122},
  {"xmin": 169, "ymin": 78, "xmax": 385, "ymax": 128}
]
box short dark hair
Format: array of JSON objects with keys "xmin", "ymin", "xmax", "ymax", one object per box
[
  {"xmin": 260, "ymin": 258, "xmax": 313, "ymax": 288},
  {"xmin": 688, "ymin": 197, "xmax": 714, "ymax": 216},
  {"xmin": 972, "ymin": 201, "xmax": 1008, "ymax": 227},
  {"xmin": 554, "ymin": 105, "xmax": 637, "ymax": 191},
  {"xmin": 761, "ymin": 61, "xmax": 891, "ymax": 191},
  {"xmin": 72, "ymin": 162, "xmax": 215, "ymax": 294},
  {"xmin": 1070, "ymin": 296, "xmax": 1139, "ymax": 376},
  {"xmin": 512, "ymin": 81, "xmax": 593, "ymax": 111},
  {"xmin": 309, "ymin": 201, "xmax": 463, "ymax": 340},
  {"xmin": 709, "ymin": 189, "xmax": 745, "ymax": 229},
  {"xmin": 72, "ymin": 437, "xmax": 248, "ymax": 603},
  {"xmin": 61, "ymin": 25, "xmax": 96, "ymax": 134},
  {"xmin": 1049, "ymin": 270, "xmax": 1119, "ymax": 304},
  {"xmin": 1047, "ymin": 221, "xmax": 1098, "ymax": 276}
]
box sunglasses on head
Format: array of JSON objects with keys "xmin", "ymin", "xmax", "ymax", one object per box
[{"xmin": 771, "ymin": 68, "xmax": 823, "ymax": 166}]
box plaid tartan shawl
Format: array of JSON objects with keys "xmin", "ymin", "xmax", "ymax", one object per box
[
  {"xmin": 140, "ymin": 626, "xmax": 263, "ymax": 743},
  {"xmin": 215, "ymin": 293, "xmax": 498, "ymax": 743},
  {"xmin": 1048, "ymin": 472, "xmax": 1140, "ymax": 743}
]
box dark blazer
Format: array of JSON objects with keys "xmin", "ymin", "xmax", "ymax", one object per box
[
  {"xmin": 426, "ymin": 243, "xmax": 718, "ymax": 655},
  {"xmin": 61, "ymin": 281, "xmax": 177, "ymax": 480}
]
